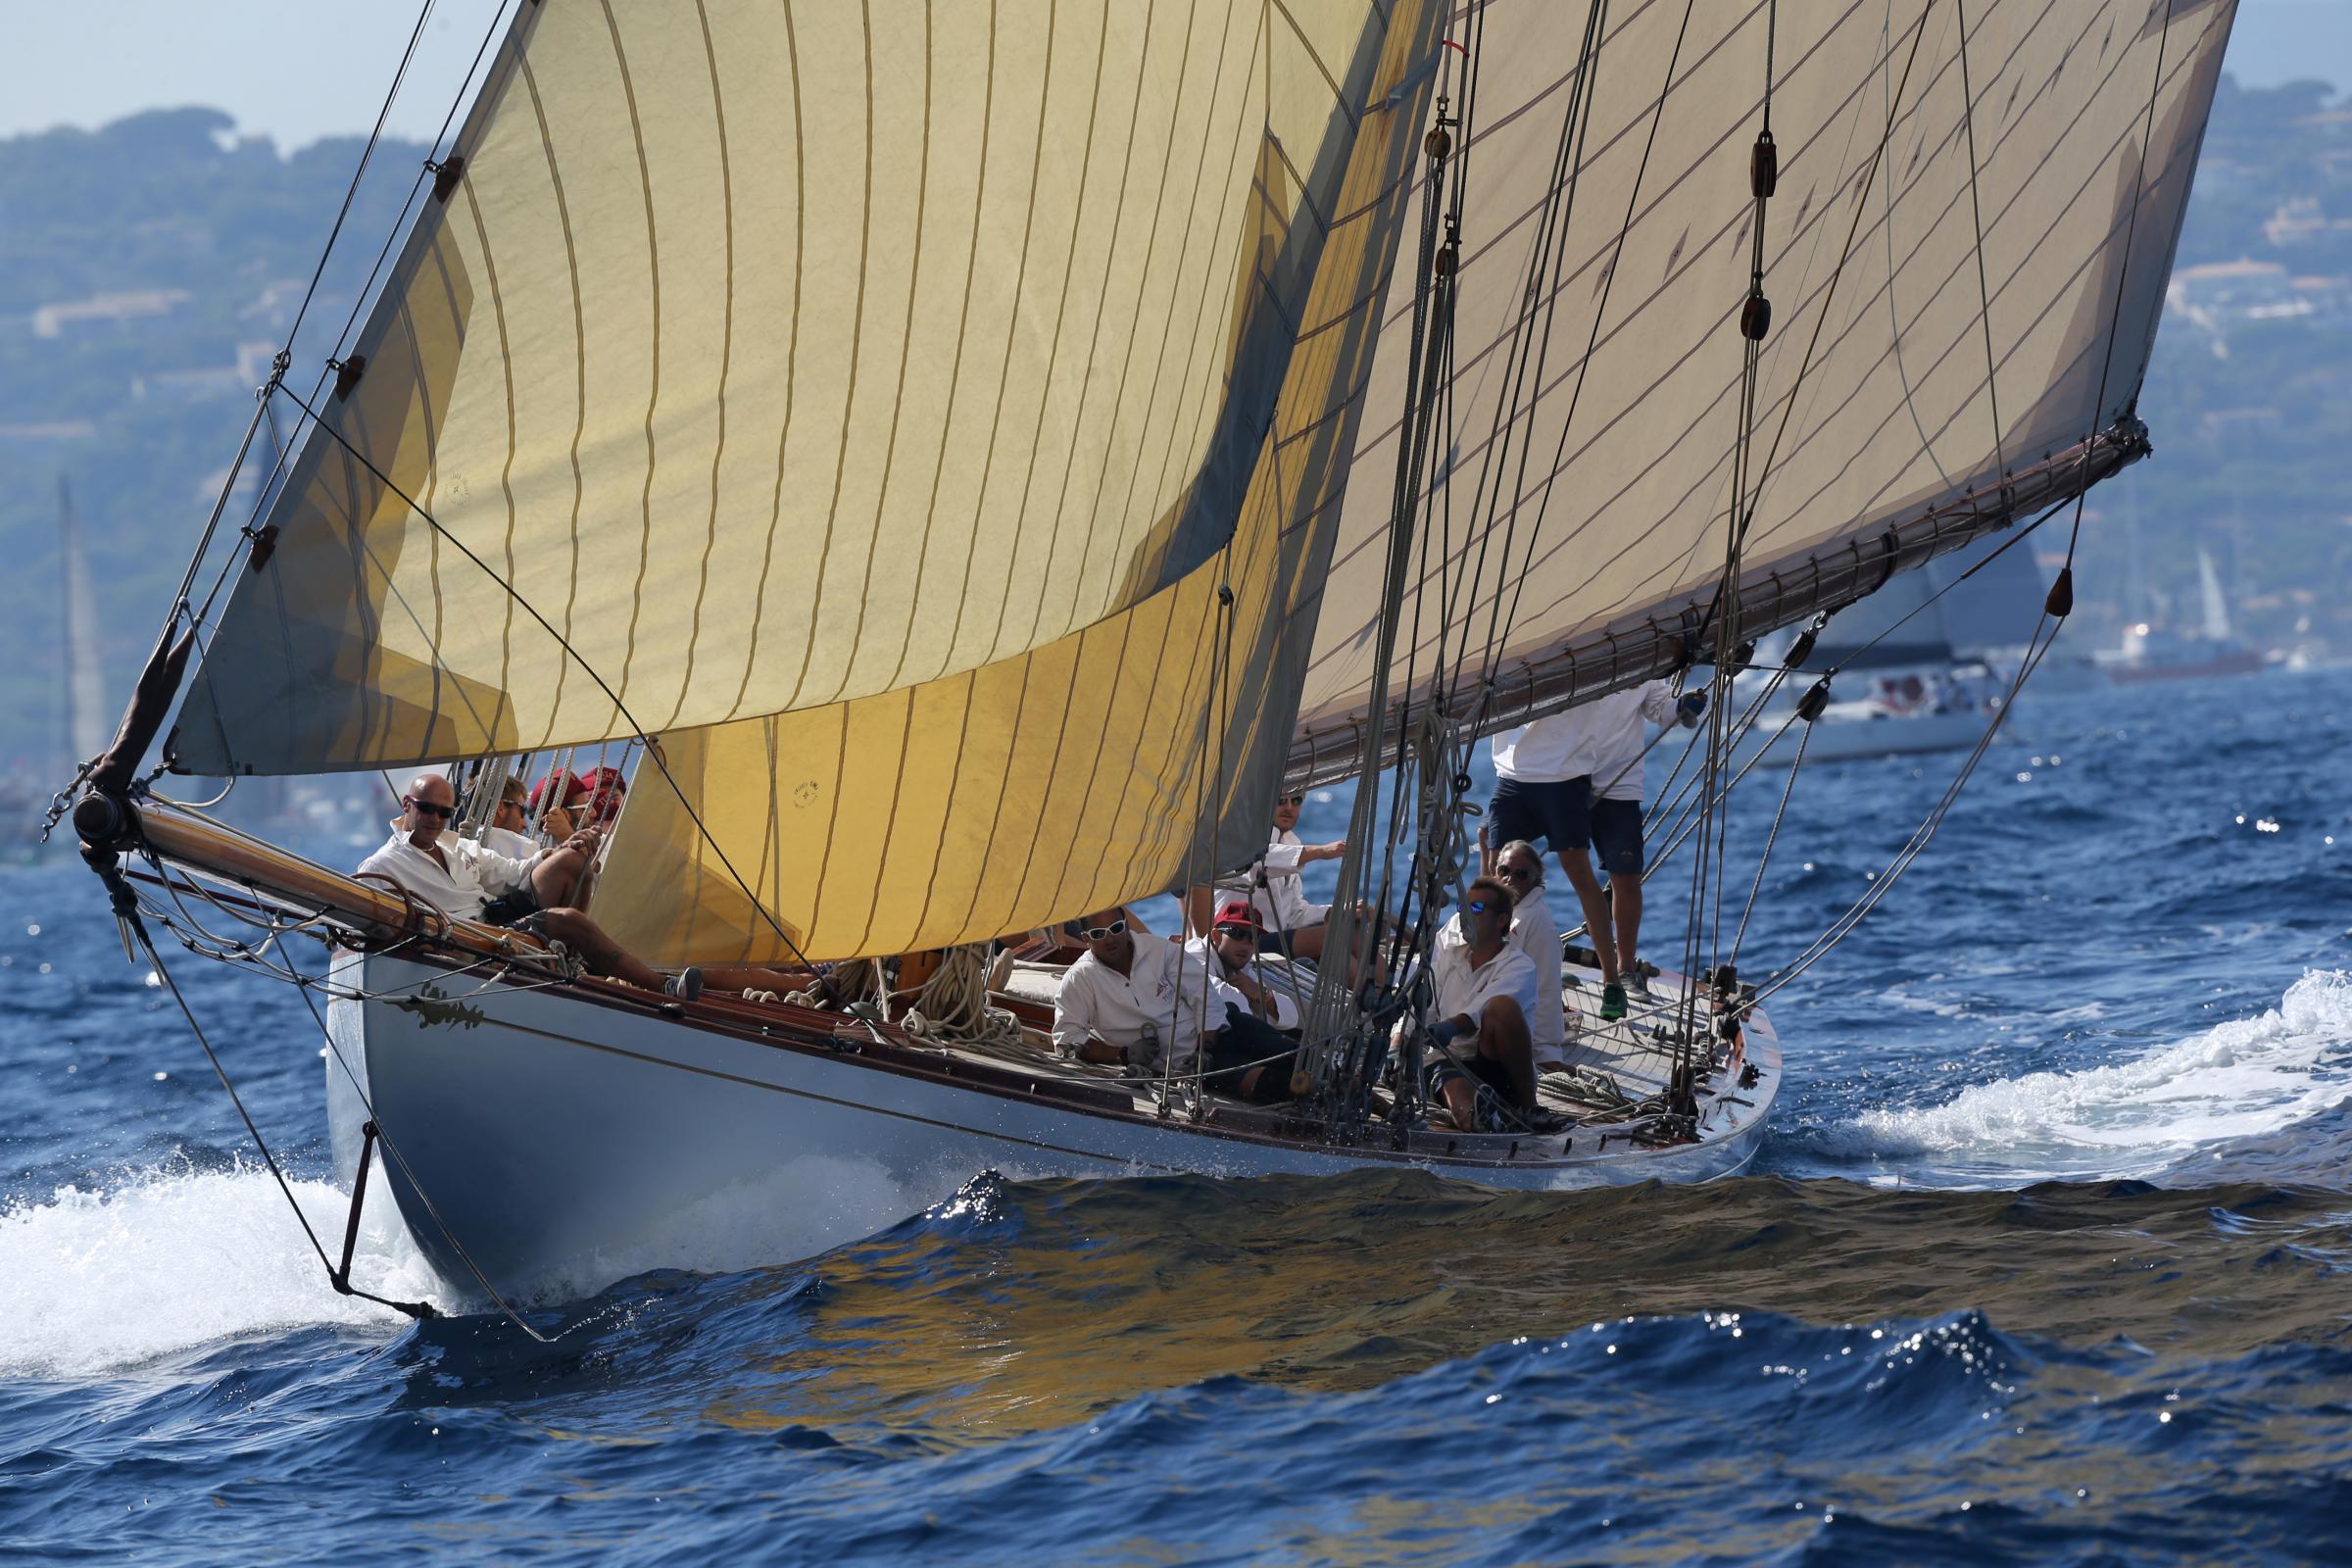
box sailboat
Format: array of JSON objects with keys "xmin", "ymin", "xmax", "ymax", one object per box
[
  {"xmin": 6, "ymin": 478, "xmax": 109, "ymax": 853},
  {"xmin": 1733, "ymin": 559, "xmax": 2011, "ymax": 768},
  {"xmin": 2106, "ymin": 544, "xmax": 2265, "ymax": 683},
  {"xmin": 62, "ymin": 0, "xmax": 2233, "ymax": 1305}
]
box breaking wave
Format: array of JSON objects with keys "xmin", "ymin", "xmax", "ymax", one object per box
[
  {"xmin": 1819, "ymin": 969, "xmax": 2352, "ymax": 1183},
  {"xmin": 0, "ymin": 1165, "xmax": 437, "ymax": 1379}
]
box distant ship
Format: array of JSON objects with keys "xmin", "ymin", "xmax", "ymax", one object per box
[{"xmin": 2101, "ymin": 548, "xmax": 2265, "ymax": 685}]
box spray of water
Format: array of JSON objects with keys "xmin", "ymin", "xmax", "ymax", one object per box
[
  {"xmin": 1828, "ymin": 970, "xmax": 2352, "ymax": 1180},
  {"xmin": 0, "ymin": 1164, "xmax": 437, "ymax": 1379}
]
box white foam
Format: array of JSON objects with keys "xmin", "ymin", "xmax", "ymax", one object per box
[
  {"xmin": 1830, "ymin": 970, "xmax": 2352, "ymax": 1181},
  {"xmin": 0, "ymin": 1165, "xmax": 442, "ymax": 1380}
]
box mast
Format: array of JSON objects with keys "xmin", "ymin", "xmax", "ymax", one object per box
[{"xmin": 58, "ymin": 476, "xmax": 107, "ymax": 770}]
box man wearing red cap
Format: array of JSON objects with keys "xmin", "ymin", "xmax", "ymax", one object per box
[{"xmin": 1183, "ymin": 900, "xmax": 1302, "ymax": 1030}]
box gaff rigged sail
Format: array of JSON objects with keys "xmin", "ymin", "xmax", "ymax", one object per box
[{"xmin": 1287, "ymin": 0, "xmax": 2232, "ymax": 782}]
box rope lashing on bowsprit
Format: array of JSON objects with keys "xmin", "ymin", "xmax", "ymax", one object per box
[{"xmin": 81, "ymin": 846, "xmax": 438, "ymax": 1322}]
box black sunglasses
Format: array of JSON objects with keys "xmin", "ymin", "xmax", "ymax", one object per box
[
  {"xmin": 1066, "ymin": 917, "xmax": 1127, "ymax": 941},
  {"xmin": 403, "ymin": 796, "xmax": 456, "ymax": 820},
  {"xmin": 1213, "ymin": 924, "xmax": 1258, "ymax": 942},
  {"xmin": 1276, "ymin": 796, "xmax": 1303, "ymax": 808},
  {"xmin": 1496, "ymin": 861, "xmax": 1539, "ymax": 882}
]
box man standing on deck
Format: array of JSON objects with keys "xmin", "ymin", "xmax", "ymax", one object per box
[
  {"xmin": 358, "ymin": 771, "xmax": 700, "ymax": 1001},
  {"xmin": 1052, "ymin": 908, "xmax": 1296, "ymax": 1103},
  {"xmin": 1487, "ymin": 681, "xmax": 1701, "ymax": 1022}
]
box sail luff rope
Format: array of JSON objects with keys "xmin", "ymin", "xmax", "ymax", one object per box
[
  {"xmin": 1298, "ymin": 44, "xmax": 1466, "ymax": 1071},
  {"xmin": 277, "ymin": 0, "xmax": 440, "ymax": 359},
  {"xmin": 235, "ymin": 0, "xmax": 525, "ymax": 611},
  {"xmin": 2055, "ymin": 0, "xmax": 2183, "ymax": 582}
]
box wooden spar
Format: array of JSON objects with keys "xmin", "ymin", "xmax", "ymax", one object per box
[
  {"xmin": 122, "ymin": 799, "xmax": 552, "ymax": 959},
  {"xmin": 102, "ymin": 799, "xmax": 898, "ymax": 1047},
  {"xmin": 1281, "ymin": 414, "xmax": 2152, "ymax": 791}
]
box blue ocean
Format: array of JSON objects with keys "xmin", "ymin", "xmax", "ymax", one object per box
[{"xmin": 4, "ymin": 670, "xmax": 2350, "ymax": 1564}]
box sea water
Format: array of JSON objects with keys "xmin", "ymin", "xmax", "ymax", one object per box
[{"xmin": 4, "ymin": 670, "xmax": 2350, "ymax": 1563}]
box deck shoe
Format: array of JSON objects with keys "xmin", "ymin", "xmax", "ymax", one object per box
[
  {"xmin": 1623, "ymin": 968, "xmax": 1652, "ymax": 998},
  {"xmin": 664, "ymin": 966, "xmax": 706, "ymax": 1002},
  {"xmin": 1599, "ymin": 980, "xmax": 1627, "ymax": 1021},
  {"xmin": 1518, "ymin": 1105, "xmax": 1572, "ymax": 1135}
]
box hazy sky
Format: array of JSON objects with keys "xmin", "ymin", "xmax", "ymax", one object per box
[{"xmin": 7, "ymin": 0, "xmax": 2350, "ymax": 153}]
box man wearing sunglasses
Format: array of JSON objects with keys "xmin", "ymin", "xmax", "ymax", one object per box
[
  {"xmin": 1051, "ymin": 907, "xmax": 1296, "ymax": 1103},
  {"xmin": 1183, "ymin": 900, "xmax": 1301, "ymax": 1030},
  {"xmin": 1416, "ymin": 876, "xmax": 1565, "ymax": 1134},
  {"xmin": 358, "ymin": 771, "xmax": 701, "ymax": 1001},
  {"xmin": 1480, "ymin": 828, "xmax": 1568, "ymax": 1072}
]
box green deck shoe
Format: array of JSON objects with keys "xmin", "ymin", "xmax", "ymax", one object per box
[{"xmin": 1599, "ymin": 980, "xmax": 1627, "ymax": 1022}]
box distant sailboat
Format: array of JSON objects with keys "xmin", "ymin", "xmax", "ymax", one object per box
[
  {"xmin": 64, "ymin": 0, "xmax": 2234, "ymax": 1305},
  {"xmin": 1733, "ymin": 546, "xmax": 2014, "ymax": 767},
  {"xmin": 58, "ymin": 476, "xmax": 108, "ymax": 773},
  {"xmin": 2106, "ymin": 544, "xmax": 2265, "ymax": 683}
]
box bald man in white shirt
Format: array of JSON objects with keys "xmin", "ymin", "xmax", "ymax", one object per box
[{"xmin": 358, "ymin": 771, "xmax": 699, "ymax": 1000}]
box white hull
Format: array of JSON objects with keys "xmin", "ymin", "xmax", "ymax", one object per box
[
  {"xmin": 1734, "ymin": 706, "xmax": 1994, "ymax": 767},
  {"xmin": 325, "ymin": 951, "xmax": 1779, "ymax": 1304}
]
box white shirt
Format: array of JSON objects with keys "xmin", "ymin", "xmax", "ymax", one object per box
[
  {"xmin": 479, "ymin": 824, "xmax": 537, "ymax": 859},
  {"xmin": 1491, "ymin": 681, "xmax": 1677, "ymax": 801},
  {"xmin": 357, "ymin": 828, "xmax": 541, "ymax": 923},
  {"xmin": 1428, "ymin": 913, "xmax": 1542, "ymax": 1026},
  {"xmin": 1184, "ymin": 934, "xmax": 1302, "ymax": 1030},
  {"xmin": 1052, "ymin": 936, "xmax": 1246, "ymax": 1073},
  {"xmin": 1504, "ymin": 887, "xmax": 1567, "ymax": 1062},
  {"xmin": 1219, "ymin": 828, "xmax": 1330, "ymax": 936}
]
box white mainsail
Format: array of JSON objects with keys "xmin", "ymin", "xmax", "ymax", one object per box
[{"xmin": 1288, "ymin": 0, "xmax": 2233, "ymax": 777}]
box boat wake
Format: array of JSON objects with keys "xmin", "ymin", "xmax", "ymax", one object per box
[
  {"xmin": 1815, "ymin": 969, "xmax": 2352, "ymax": 1185},
  {"xmin": 0, "ymin": 1164, "xmax": 436, "ymax": 1379}
]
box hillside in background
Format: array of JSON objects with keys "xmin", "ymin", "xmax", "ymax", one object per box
[{"xmin": 2, "ymin": 78, "xmax": 2349, "ymax": 774}]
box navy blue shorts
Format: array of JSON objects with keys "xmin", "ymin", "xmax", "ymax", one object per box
[
  {"xmin": 1590, "ymin": 798, "xmax": 1644, "ymax": 876},
  {"xmin": 1488, "ymin": 776, "xmax": 1592, "ymax": 853}
]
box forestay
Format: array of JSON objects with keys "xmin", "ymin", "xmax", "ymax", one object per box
[{"xmin": 1287, "ymin": 0, "xmax": 2233, "ymax": 776}]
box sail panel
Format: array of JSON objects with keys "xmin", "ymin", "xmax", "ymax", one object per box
[
  {"xmin": 593, "ymin": 0, "xmax": 1448, "ymax": 963},
  {"xmin": 1287, "ymin": 0, "xmax": 2233, "ymax": 769},
  {"xmin": 175, "ymin": 0, "xmax": 1408, "ymax": 775}
]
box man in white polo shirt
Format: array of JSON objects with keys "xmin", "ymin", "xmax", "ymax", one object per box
[
  {"xmin": 1415, "ymin": 876, "xmax": 1565, "ymax": 1133},
  {"xmin": 358, "ymin": 771, "xmax": 699, "ymax": 1001}
]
